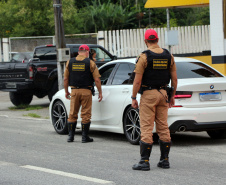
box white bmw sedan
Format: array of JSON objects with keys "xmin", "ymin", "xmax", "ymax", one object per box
[{"xmin": 49, "ymin": 57, "xmax": 226, "ymax": 144}]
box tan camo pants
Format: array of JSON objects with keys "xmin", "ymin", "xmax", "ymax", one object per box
[
  {"xmin": 68, "ymin": 89, "xmax": 92, "ymax": 124},
  {"xmin": 139, "ymin": 89, "xmax": 171, "ymax": 144}
]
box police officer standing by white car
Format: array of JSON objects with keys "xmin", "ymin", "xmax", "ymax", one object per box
[
  {"xmin": 64, "ymin": 44, "xmax": 103, "ymax": 143},
  {"xmin": 131, "ymin": 29, "xmax": 177, "ymax": 171}
]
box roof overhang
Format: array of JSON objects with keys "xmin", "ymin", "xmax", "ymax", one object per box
[{"xmin": 145, "ymin": 0, "xmax": 209, "ymax": 9}]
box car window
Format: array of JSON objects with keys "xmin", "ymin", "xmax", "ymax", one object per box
[
  {"xmin": 176, "ymin": 62, "xmax": 223, "ymax": 79},
  {"xmin": 70, "ymin": 47, "xmax": 79, "ymax": 58},
  {"xmin": 112, "ymin": 63, "xmax": 135, "ymax": 85},
  {"xmin": 34, "ymin": 46, "xmax": 57, "ymax": 60},
  {"xmin": 99, "ymin": 64, "xmax": 116, "ymax": 85},
  {"xmin": 91, "ymin": 47, "xmax": 111, "ymax": 62}
]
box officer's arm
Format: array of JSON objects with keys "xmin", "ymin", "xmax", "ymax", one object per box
[
  {"xmin": 170, "ymin": 70, "xmax": 177, "ymax": 97},
  {"xmin": 64, "ymin": 60, "xmax": 70, "ymax": 99},
  {"xmin": 132, "ymin": 73, "xmax": 142, "ymax": 98},
  {"xmin": 94, "ymin": 77, "xmax": 103, "ymax": 102}
]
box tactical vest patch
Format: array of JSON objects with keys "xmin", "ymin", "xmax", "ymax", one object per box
[
  {"xmin": 72, "ymin": 63, "xmax": 85, "ymax": 71},
  {"xmin": 153, "ymin": 59, "xmax": 168, "ymax": 69}
]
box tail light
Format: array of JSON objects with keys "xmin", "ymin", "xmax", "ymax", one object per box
[
  {"xmin": 29, "ymin": 66, "xmax": 33, "ymax": 79},
  {"xmin": 174, "ymin": 91, "xmax": 192, "ymax": 99},
  {"xmin": 46, "ymin": 44, "xmax": 53, "ymax": 47},
  {"xmin": 172, "ymin": 91, "xmax": 192, "ymax": 107}
]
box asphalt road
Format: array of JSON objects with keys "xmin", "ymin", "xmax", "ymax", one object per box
[{"xmin": 0, "ymin": 91, "xmax": 226, "ymax": 185}]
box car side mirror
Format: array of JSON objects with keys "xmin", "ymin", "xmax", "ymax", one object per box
[{"xmin": 113, "ymin": 55, "xmax": 117, "ymax": 60}]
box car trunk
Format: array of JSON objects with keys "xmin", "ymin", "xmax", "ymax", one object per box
[{"xmin": 175, "ymin": 77, "xmax": 226, "ymax": 108}]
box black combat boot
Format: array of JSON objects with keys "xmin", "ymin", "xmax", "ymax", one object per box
[
  {"xmin": 67, "ymin": 122, "xmax": 76, "ymax": 142},
  {"xmin": 132, "ymin": 141, "xmax": 152, "ymax": 171},
  {"xmin": 157, "ymin": 140, "xmax": 171, "ymax": 169},
  {"xmin": 82, "ymin": 123, "xmax": 93, "ymax": 143}
]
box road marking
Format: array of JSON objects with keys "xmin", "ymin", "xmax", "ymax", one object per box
[
  {"xmin": 21, "ymin": 165, "xmax": 115, "ymax": 184},
  {"xmin": 0, "ymin": 115, "xmax": 9, "ymax": 118}
]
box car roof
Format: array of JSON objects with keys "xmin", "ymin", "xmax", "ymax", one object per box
[{"xmin": 104, "ymin": 57, "xmax": 202, "ymax": 65}]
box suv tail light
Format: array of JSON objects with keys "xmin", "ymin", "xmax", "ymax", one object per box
[{"xmin": 29, "ymin": 66, "xmax": 34, "ymax": 79}]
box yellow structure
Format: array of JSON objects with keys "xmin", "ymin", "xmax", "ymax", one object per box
[
  {"xmin": 145, "ymin": 0, "xmax": 209, "ymax": 8},
  {"xmin": 144, "ymin": 0, "xmax": 226, "ymax": 75}
]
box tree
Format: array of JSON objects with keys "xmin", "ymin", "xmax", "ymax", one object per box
[{"xmin": 79, "ymin": 0, "xmax": 136, "ymax": 32}]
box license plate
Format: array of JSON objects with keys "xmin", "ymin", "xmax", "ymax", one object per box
[
  {"xmin": 199, "ymin": 92, "xmax": 221, "ymax": 101},
  {"xmin": 6, "ymin": 82, "xmax": 16, "ymax": 88}
]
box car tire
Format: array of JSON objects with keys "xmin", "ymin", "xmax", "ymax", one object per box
[
  {"xmin": 51, "ymin": 100, "xmax": 68, "ymax": 135},
  {"xmin": 123, "ymin": 107, "xmax": 140, "ymax": 145},
  {"xmin": 207, "ymin": 129, "xmax": 226, "ymax": 139},
  {"xmin": 48, "ymin": 81, "xmax": 58, "ymax": 101},
  {"xmin": 9, "ymin": 92, "xmax": 33, "ymax": 106}
]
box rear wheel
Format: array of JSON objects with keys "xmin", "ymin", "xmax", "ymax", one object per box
[
  {"xmin": 123, "ymin": 107, "xmax": 140, "ymax": 145},
  {"xmin": 207, "ymin": 129, "xmax": 226, "ymax": 139},
  {"xmin": 51, "ymin": 100, "xmax": 68, "ymax": 134},
  {"xmin": 9, "ymin": 92, "xmax": 33, "ymax": 106}
]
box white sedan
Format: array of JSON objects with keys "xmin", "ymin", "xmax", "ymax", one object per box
[{"xmin": 49, "ymin": 57, "xmax": 226, "ymax": 144}]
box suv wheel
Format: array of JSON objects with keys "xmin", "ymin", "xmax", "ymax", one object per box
[
  {"xmin": 123, "ymin": 107, "xmax": 140, "ymax": 145},
  {"xmin": 51, "ymin": 100, "xmax": 68, "ymax": 134},
  {"xmin": 48, "ymin": 81, "xmax": 58, "ymax": 101},
  {"xmin": 9, "ymin": 92, "xmax": 33, "ymax": 106}
]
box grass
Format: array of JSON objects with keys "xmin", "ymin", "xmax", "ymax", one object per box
[
  {"xmin": 23, "ymin": 113, "xmax": 41, "ymax": 118},
  {"xmin": 9, "ymin": 104, "xmax": 46, "ymax": 111}
]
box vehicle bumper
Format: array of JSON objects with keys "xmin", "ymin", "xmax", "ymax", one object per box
[
  {"xmin": 168, "ymin": 106, "xmax": 226, "ymax": 132},
  {"xmin": 0, "ymin": 81, "xmax": 33, "ymax": 92},
  {"xmin": 169, "ymin": 120, "xmax": 226, "ymax": 133}
]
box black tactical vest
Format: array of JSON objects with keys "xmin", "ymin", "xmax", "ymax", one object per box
[
  {"xmin": 68, "ymin": 58, "xmax": 94, "ymax": 87},
  {"xmin": 142, "ymin": 49, "xmax": 171, "ymax": 87}
]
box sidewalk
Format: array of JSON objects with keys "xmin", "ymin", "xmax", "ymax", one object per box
[{"xmin": 0, "ymin": 91, "xmax": 50, "ymax": 120}]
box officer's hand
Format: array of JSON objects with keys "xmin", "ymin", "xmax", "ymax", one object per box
[
  {"xmin": 98, "ymin": 93, "xmax": 103, "ymax": 102},
  {"xmin": 169, "ymin": 97, "xmax": 175, "ymax": 108},
  {"xmin": 132, "ymin": 99, "xmax": 139, "ymax": 109},
  {"xmin": 65, "ymin": 92, "xmax": 71, "ymax": 100}
]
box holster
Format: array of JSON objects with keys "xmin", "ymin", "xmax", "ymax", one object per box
[
  {"xmin": 166, "ymin": 86, "xmax": 174, "ymax": 103},
  {"xmin": 91, "ymin": 85, "xmax": 95, "ymax": 96}
]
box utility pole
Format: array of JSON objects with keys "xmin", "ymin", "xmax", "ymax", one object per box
[
  {"xmin": 53, "ymin": 0, "xmax": 67, "ymax": 90},
  {"xmin": 166, "ymin": 8, "xmax": 171, "ymax": 52}
]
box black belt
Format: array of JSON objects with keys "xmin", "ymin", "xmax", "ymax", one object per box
[
  {"xmin": 142, "ymin": 86, "xmax": 166, "ymax": 91},
  {"xmin": 71, "ymin": 86, "xmax": 92, "ymax": 90}
]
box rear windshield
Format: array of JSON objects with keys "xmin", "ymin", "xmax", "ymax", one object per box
[
  {"xmin": 176, "ymin": 62, "xmax": 224, "ymax": 79},
  {"xmin": 33, "ymin": 46, "xmax": 57, "ymax": 60}
]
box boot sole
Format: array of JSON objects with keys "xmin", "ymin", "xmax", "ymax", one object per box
[
  {"xmin": 132, "ymin": 167, "xmax": 150, "ymax": 171},
  {"xmin": 157, "ymin": 164, "xmax": 170, "ymax": 169}
]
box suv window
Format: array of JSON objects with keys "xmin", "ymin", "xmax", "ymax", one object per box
[
  {"xmin": 177, "ymin": 62, "xmax": 223, "ymax": 79},
  {"xmin": 91, "ymin": 48, "xmax": 111, "ymax": 62},
  {"xmin": 99, "ymin": 64, "xmax": 116, "ymax": 85},
  {"xmin": 34, "ymin": 47, "xmax": 56, "ymax": 60},
  {"xmin": 112, "ymin": 63, "xmax": 135, "ymax": 85}
]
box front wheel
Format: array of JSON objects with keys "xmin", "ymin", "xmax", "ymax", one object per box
[
  {"xmin": 207, "ymin": 129, "xmax": 226, "ymax": 139},
  {"xmin": 123, "ymin": 107, "xmax": 140, "ymax": 145},
  {"xmin": 51, "ymin": 100, "xmax": 68, "ymax": 134}
]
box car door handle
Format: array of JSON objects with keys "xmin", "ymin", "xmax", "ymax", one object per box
[{"xmin": 122, "ymin": 89, "xmax": 129, "ymax": 93}]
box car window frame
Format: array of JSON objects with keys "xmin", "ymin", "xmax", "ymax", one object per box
[
  {"xmin": 110, "ymin": 62, "xmax": 135, "ymax": 85},
  {"xmin": 99, "ymin": 63, "xmax": 118, "ymax": 86}
]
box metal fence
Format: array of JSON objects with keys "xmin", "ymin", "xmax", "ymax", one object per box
[{"xmin": 97, "ymin": 25, "xmax": 211, "ymax": 57}]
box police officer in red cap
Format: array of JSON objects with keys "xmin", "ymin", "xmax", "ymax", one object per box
[
  {"xmin": 64, "ymin": 44, "xmax": 103, "ymax": 143},
  {"xmin": 132, "ymin": 29, "xmax": 177, "ymax": 170}
]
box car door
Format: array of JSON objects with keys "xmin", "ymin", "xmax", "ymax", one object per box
[
  {"xmin": 91, "ymin": 63, "xmax": 117, "ymax": 126},
  {"xmin": 100, "ymin": 62, "xmax": 135, "ymax": 126}
]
